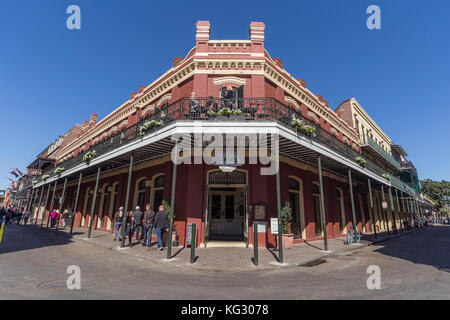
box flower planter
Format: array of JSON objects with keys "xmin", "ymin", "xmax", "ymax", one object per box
[{"xmin": 282, "ymin": 233, "xmax": 294, "ymax": 249}]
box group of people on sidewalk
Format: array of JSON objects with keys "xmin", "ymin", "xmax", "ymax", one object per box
[
  {"xmin": 0, "ymin": 206, "xmax": 32, "ymax": 226},
  {"xmin": 113, "ymin": 203, "xmax": 168, "ymax": 251}
]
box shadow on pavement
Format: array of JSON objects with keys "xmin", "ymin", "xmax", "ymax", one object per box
[
  {"xmin": 0, "ymin": 224, "xmax": 73, "ymax": 255},
  {"xmin": 373, "ymin": 225, "xmax": 450, "ymax": 272}
]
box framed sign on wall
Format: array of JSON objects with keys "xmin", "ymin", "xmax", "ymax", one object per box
[{"xmin": 254, "ymin": 202, "xmax": 266, "ymax": 220}]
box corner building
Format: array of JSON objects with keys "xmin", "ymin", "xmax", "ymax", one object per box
[{"xmin": 30, "ymin": 21, "xmax": 428, "ymax": 249}]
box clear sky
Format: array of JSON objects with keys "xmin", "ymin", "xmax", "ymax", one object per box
[{"xmin": 1, "ymin": 0, "xmax": 449, "ymax": 190}]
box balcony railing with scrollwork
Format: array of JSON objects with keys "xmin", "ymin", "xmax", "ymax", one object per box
[
  {"xmin": 363, "ymin": 135, "xmax": 401, "ymax": 169},
  {"xmin": 36, "ymin": 97, "xmax": 414, "ymax": 193}
]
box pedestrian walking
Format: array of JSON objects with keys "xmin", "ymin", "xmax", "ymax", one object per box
[
  {"xmin": 142, "ymin": 204, "xmax": 155, "ymax": 247},
  {"xmin": 50, "ymin": 210, "xmax": 59, "ymax": 228},
  {"xmin": 125, "ymin": 210, "xmax": 135, "ymax": 246},
  {"xmin": 5, "ymin": 207, "xmax": 12, "ymax": 225},
  {"xmin": 61, "ymin": 209, "xmax": 69, "ymax": 227},
  {"xmin": 23, "ymin": 209, "xmax": 31, "ymax": 225},
  {"xmin": 113, "ymin": 207, "xmax": 124, "ymax": 241},
  {"xmin": 154, "ymin": 205, "xmax": 168, "ymax": 251},
  {"xmin": 133, "ymin": 206, "xmax": 143, "ymax": 242},
  {"xmin": 16, "ymin": 208, "xmax": 24, "ymax": 225}
]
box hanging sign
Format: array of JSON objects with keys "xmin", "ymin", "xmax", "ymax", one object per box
[{"xmin": 382, "ymin": 202, "xmax": 388, "ymax": 209}]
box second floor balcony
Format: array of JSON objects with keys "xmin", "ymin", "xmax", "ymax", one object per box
[{"xmin": 361, "ymin": 135, "xmax": 401, "ymax": 171}]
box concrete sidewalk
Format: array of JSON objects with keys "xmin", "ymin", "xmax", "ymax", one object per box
[{"xmin": 25, "ymin": 218, "xmax": 415, "ymax": 272}]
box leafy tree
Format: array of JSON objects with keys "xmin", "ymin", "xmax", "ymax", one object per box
[{"xmin": 420, "ymin": 179, "xmax": 450, "ymax": 212}]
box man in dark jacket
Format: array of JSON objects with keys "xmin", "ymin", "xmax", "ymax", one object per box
[
  {"xmin": 133, "ymin": 206, "xmax": 143, "ymax": 241},
  {"xmin": 142, "ymin": 204, "xmax": 155, "ymax": 247},
  {"xmin": 154, "ymin": 205, "xmax": 168, "ymax": 251}
]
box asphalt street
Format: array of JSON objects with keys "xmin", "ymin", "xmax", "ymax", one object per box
[{"xmin": 0, "ymin": 223, "xmax": 449, "ymax": 299}]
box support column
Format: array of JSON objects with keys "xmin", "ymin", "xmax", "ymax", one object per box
[
  {"xmin": 27, "ymin": 189, "xmax": 35, "ymax": 221},
  {"xmin": 388, "ymin": 187, "xmax": 398, "ymax": 234},
  {"xmin": 276, "ymin": 150, "xmax": 284, "ymax": 261},
  {"xmin": 318, "ymin": 156, "xmax": 328, "ymax": 251},
  {"xmin": 47, "ymin": 180, "xmax": 57, "ymax": 228},
  {"xmin": 121, "ymin": 153, "xmax": 134, "ymax": 248},
  {"xmin": 88, "ymin": 167, "xmax": 101, "ymax": 238},
  {"xmin": 28, "ymin": 189, "xmax": 38, "ymax": 225},
  {"xmin": 348, "ymin": 169, "xmax": 357, "ymax": 231},
  {"xmin": 380, "ymin": 185, "xmax": 390, "ymax": 235},
  {"xmin": 56, "ymin": 177, "xmax": 68, "ymax": 231},
  {"xmin": 368, "ymin": 179, "xmax": 377, "ymax": 239},
  {"xmin": 41, "ymin": 184, "xmax": 51, "ymax": 227},
  {"xmin": 34, "ymin": 186, "xmax": 45, "ymax": 225},
  {"xmin": 70, "ymin": 172, "xmax": 83, "ymax": 235},
  {"xmin": 167, "ymin": 145, "xmax": 178, "ymax": 259},
  {"xmin": 395, "ymin": 188, "xmax": 403, "ymax": 231}
]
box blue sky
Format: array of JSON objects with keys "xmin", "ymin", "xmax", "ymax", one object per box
[{"xmin": 1, "ymin": 0, "xmax": 449, "ymax": 189}]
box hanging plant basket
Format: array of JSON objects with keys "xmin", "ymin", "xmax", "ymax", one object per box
[
  {"xmin": 382, "ymin": 173, "xmax": 391, "ymax": 181},
  {"xmin": 42, "ymin": 174, "xmax": 50, "ymax": 181},
  {"xmin": 54, "ymin": 167, "xmax": 65, "ymax": 175},
  {"xmin": 354, "ymin": 156, "xmax": 367, "ymax": 167},
  {"xmin": 291, "ymin": 119, "xmax": 316, "ymax": 137},
  {"xmin": 83, "ymin": 150, "xmax": 97, "ymax": 164},
  {"xmin": 139, "ymin": 120, "xmax": 162, "ymax": 136}
]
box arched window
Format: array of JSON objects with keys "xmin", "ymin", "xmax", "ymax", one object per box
[
  {"xmin": 152, "ymin": 175, "xmax": 164, "ymax": 212},
  {"xmin": 312, "ymin": 183, "xmax": 322, "ymax": 236},
  {"xmin": 289, "ymin": 177, "xmax": 303, "ymax": 239},
  {"xmin": 336, "ymin": 189, "xmax": 346, "ymax": 233}
]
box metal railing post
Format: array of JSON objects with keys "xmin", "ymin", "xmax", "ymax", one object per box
[
  {"xmin": 276, "ymin": 146, "xmax": 284, "ymax": 261},
  {"xmin": 34, "ymin": 186, "xmax": 44, "ymax": 225},
  {"xmin": 348, "ymin": 169, "xmax": 357, "ymax": 231},
  {"xmin": 388, "ymin": 186, "xmax": 398, "ymax": 234}
]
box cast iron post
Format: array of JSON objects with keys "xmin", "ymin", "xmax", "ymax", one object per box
[
  {"xmin": 253, "ymin": 222, "xmax": 258, "ymax": 266},
  {"xmin": 47, "ymin": 180, "xmax": 57, "ymax": 228},
  {"xmin": 70, "ymin": 172, "xmax": 83, "ymax": 236},
  {"xmin": 167, "ymin": 144, "xmax": 178, "ymax": 259},
  {"xmin": 368, "ymin": 179, "xmax": 377, "ymax": 239},
  {"xmin": 41, "ymin": 184, "xmax": 51, "ymax": 227},
  {"xmin": 318, "ymin": 156, "xmax": 328, "ymax": 251},
  {"xmin": 34, "ymin": 186, "xmax": 44, "ymax": 225},
  {"xmin": 56, "ymin": 177, "xmax": 68, "ymax": 231},
  {"xmin": 276, "ymin": 149, "xmax": 283, "ymax": 262},
  {"xmin": 380, "ymin": 185, "xmax": 390, "ymax": 235},
  {"xmin": 190, "ymin": 222, "xmax": 196, "ymax": 264},
  {"xmin": 348, "ymin": 169, "xmax": 357, "ymax": 231},
  {"xmin": 388, "ymin": 186, "xmax": 398, "ymax": 234},
  {"xmin": 121, "ymin": 153, "xmax": 134, "ymax": 248},
  {"xmin": 87, "ymin": 166, "xmax": 101, "ymax": 238}
]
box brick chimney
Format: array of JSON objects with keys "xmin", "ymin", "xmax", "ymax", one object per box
[
  {"xmin": 249, "ymin": 22, "xmax": 265, "ymax": 53},
  {"xmin": 90, "ymin": 113, "xmax": 98, "ymax": 123},
  {"xmin": 196, "ymin": 21, "xmax": 210, "ymax": 52}
]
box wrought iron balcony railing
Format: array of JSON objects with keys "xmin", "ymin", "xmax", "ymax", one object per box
[
  {"xmin": 35, "ymin": 97, "xmax": 413, "ymax": 193},
  {"xmin": 363, "ymin": 135, "xmax": 401, "ymax": 170}
]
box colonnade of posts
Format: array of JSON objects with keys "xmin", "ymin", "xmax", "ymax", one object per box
[{"xmin": 26, "ymin": 146, "xmax": 428, "ymax": 264}]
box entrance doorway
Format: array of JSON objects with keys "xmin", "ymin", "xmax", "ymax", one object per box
[
  {"xmin": 205, "ymin": 170, "xmax": 248, "ymax": 245},
  {"xmin": 209, "ymin": 188, "xmax": 245, "ymax": 240}
]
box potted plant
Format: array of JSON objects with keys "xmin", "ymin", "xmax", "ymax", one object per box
[
  {"xmin": 382, "ymin": 173, "xmax": 391, "ymax": 181},
  {"xmin": 139, "ymin": 120, "xmax": 162, "ymax": 136},
  {"xmin": 280, "ymin": 201, "xmax": 294, "ymax": 249},
  {"xmin": 354, "ymin": 156, "xmax": 367, "ymax": 167},
  {"xmin": 42, "ymin": 174, "xmax": 50, "ymax": 181},
  {"xmin": 162, "ymin": 199, "xmax": 178, "ymax": 246},
  {"xmin": 54, "ymin": 167, "xmax": 65, "ymax": 175},
  {"xmin": 291, "ymin": 119, "xmax": 316, "ymax": 137},
  {"xmin": 83, "ymin": 150, "xmax": 97, "ymax": 164}
]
